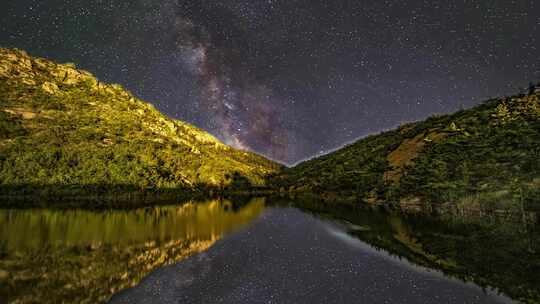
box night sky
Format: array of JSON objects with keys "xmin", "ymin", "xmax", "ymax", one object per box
[{"xmin": 1, "ymin": 1, "xmax": 539, "ymax": 164}]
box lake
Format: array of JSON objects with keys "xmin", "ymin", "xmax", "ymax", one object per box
[{"xmin": 0, "ymin": 197, "xmax": 538, "ymax": 303}]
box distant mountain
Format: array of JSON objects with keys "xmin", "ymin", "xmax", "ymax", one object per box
[
  {"xmin": 0, "ymin": 48, "xmax": 281, "ymax": 198},
  {"xmin": 277, "ymin": 86, "xmax": 540, "ymax": 211}
]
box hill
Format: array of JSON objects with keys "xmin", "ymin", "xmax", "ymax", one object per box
[
  {"xmin": 276, "ymin": 87, "xmax": 540, "ymax": 212},
  {"xmin": 0, "ymin": 48, "xmax": 281, "ymax": 200}
]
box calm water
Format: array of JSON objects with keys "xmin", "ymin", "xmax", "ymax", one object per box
[
  {"xmin": 0, "ymin": 198, "xmax": 266, "ymax": 303},
  {"xmin": 1, "ymin": 198, "xmax": 538, "ymax": 303}
]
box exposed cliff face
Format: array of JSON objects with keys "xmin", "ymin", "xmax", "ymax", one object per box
[{"xmin": 0, "ymin": 48, "xmax": 281, "ymax": 197}]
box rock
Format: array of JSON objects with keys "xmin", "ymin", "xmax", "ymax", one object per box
[
  {"xmin": 50, "ymin": 63, "xmax": 96, "ymax": 86},
  {"xmin": 41, "ymin": 81, "xmax": 59, "ymax": 95},
  {"xmin": 91, "ymin": 81, "xmax": 105, "ymax": 91},
  {"xmin": 4, "ymin": 52, "xmax": 19, "ymax": 62},
  {"xmin": 21, "ymin": 78, "xmax": 37, "ymax": 86},
  {"xmin": 19, "ymin": 57, "xmax": 33, "ymax": 70},
  {"xmin": 52, "ymin": 65, "xmax": 79, "ymax": 84},
  {"xmin": 34, "ymin": 58, "xmax": 49, "ymax": 70},
  {"xmin": 4, "ymin": 108, "xmax": 37, "ymax": 119}
]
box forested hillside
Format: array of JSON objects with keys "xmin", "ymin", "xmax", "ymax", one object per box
[
  {"xmin": 277, "ymin": 87, "xmax": 540, "ymax": 211},
  {"xmin": 0, "ymin": 48, "xmax": 281, "ymax": 198}
]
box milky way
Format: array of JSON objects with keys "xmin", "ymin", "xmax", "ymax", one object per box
[
  {"xmin": 1, "ymin": 0, "xmax": 539, "ymax": 164},
  {"xmin": 177, "ymin": 33, "xmax": 289, "ymax": 160}
]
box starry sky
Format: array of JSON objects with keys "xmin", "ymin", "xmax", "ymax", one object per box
[{"xmin": 1, "ymin": 0, "xmax": 539, "ymax": 165}]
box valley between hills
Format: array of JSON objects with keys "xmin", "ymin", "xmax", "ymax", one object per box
[{"xmin": 1, "ymin": 48, "xmax": 540, "ymax": 215}]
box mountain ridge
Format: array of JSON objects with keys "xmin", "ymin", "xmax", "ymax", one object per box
[
  {"xmin": 2, "ymin": 47, "xmax": 540, "ymax": 212},
  {"xmin": 0, "ymin": 48, "xmax": 282, "ymax": 201},
  {"xmin": 274, "ymin": 85, "xmax": 540, "ymax": 212}
]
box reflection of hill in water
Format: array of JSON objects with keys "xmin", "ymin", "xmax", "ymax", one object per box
[
  {"xmin": 0, "ymin": 198, "xmax": 266, "ymax": 304},
  {"xmin": 290, "ymin": 199, "xmax": 540, "ymax": 304}
]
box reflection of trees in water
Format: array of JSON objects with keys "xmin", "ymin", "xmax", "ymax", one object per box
[
  {"xmin": 402, "ymin": 213, "xmax": 539, "ymax": 303},
  {"xmin": 0, "ymin": 198, "xmax": 266, "ymax": 251},
  {"xmin": 1, "ymin": 237, "xmax": 215, "ymax": 303},
  {"xmin": 389, "ymin": 214, "xmax": 539, "ymax": 302},
  {"xmin": 289, "ymin": 198, "xmax": 540, "ymax": 303},
  {"xmin": 0, "ymin": 197, "xmax": 266, "ymax": 303}
]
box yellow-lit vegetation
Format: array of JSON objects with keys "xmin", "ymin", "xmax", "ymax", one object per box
[
  {"xmin": 0, "ymin": 198, "xmax": 266, "ymax": 303},
  {"xmin": 0, "ymin": 48, "xmax": 281, "ymax": 200}
]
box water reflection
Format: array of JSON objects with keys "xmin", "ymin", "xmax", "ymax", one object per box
[
  {"xmin": 290, "ymin": 199, "xmax": 540, "ymax": 303},
  {"xmin": 0, "ymin": 198, "xmax": 266, "ymax": 304},
  {"xmin": 2, "ymin": 197, "xmax": 539, "ymax": 304},
  {"xmin": 111, "ymin": 207, "xmax": 512, "ymax": 304}
]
